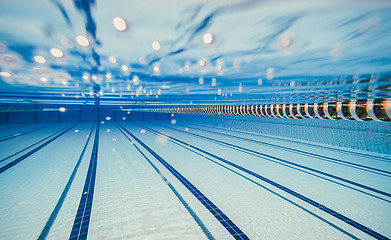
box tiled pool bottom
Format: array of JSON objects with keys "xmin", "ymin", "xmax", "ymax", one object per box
[{"xmin": 0, "ymin": 121, "xmax": 390, "ymax": 239}]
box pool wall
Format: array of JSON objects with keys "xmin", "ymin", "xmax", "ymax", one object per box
[{"xmin": 174, "ymin": 113, "xmax": 391, "ymax": 155}]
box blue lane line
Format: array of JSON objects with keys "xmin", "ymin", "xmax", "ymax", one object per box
[
  {"xmin": 69, "ymin": 123, "xmax": 99, "ymax": 240},
  {"xmin": 37, "ymin": 124, "xmax": 95, "ymax": 240},
  {"xmin": 117, "ymin": 123, "xmax": 250, "ymax": 240},
  {"xmin": 115, "ymin": 123, "xmax": 215, "ymax": 240},
  {"xmin": 0, "ymin": 123, "xmax": 78, "ymax": 174},
  {"xmin": 0, "ymin": 123, "xmax": 55, "ymax": 142},
  {"xmin": 138, "ymin": 124, "xmax": 360, "ymax": 240},
  {"xmin": 138, "ymin": 124, "xmax": 390, "ymax": 240},
  {"xmin": 151, "ymin": 123, "xmax": 391, "ymax": 198},
  {"xmin": 0, "ymin": 124, "xmax": 72, "ymax": 164},
  {"xmin": 189, "ymin": 122, "xmax": 391, "ymax": 162},
  {"xmin": 167, "ymin": 132, "xmax": 391, "ymax": 203},
  {"xmin": 170, "ymin": 123, "xmax": 391, "ymax": 176},
  {"xmin": 160, "ymin": 124, "xmax": 391, "ymax": 204}
]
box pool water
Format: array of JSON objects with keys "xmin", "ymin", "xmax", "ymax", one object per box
[
  {"xmin": 0, "ymin": 120, "xmax": 390, "ymax": 239},
  {"xmin": 0, "ymin": 0, "xmax": 390, "ymax": 239}
]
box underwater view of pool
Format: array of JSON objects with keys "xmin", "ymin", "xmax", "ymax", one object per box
[{"xmin": 0, "ymin": 0, "xmax": 390, "ymax": 239}]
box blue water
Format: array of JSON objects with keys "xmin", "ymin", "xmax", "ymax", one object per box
[
  {"xmin": 0, "ymin": 0, "xmax": 390, "ymax": 105},
  {"xmin": 0, "ymin": 1, "xmax": 391, "ymax": 240}
]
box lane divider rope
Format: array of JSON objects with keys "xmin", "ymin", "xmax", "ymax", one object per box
[{"xmin": 138, "ymin": 98, "xmax": 391, "ymax": 122}]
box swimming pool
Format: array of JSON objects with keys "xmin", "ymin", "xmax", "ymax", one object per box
[{"xmin": 0, "ymin": 0, "xmax": 390, "ymax": 239}]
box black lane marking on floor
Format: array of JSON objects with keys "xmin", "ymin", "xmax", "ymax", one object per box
[
  {"xmin": 37, "ymin": 124, "xmax": 95, "ymax": 240},
  {"xmin": 134, "ymin": 123, "xmax": 359, "ymax": 240},
  {"xmin": 170, "ymin": 123, "xmax": 391, "ymax": 177},
  {"xmin": 115, "ymin": 123, "xmax": 215, "ymax": 240},
  {"xmin": 137, "ymin": 123, "xmax": 390, "ymax": 240},
  {"xmin": 157, "ymin": 124, "xmax": 391, "ymax": 204},
  {"xmin": 150, "ymin": 123, "xmax": 391, "ymax": 199},
  {"xmin": 0, "ymin": 123, "xmax": 78, "ymax": 174},
  {"xmin": 69, "ymin": 123, "xmax": 99, "ymax": 240},
  {"xmin": 0, "ymin": 125, "xmax": 73, "ymax": 165},
  {"xmin": 117, "ymin": 123, "xmax": 250, "ymax": 240},
  {"xmin": 189, "ymin": 122, "xmax": 391, "ymax": 163},
  {"xmin": 0, "ymin": 123, "xmax": 55, "ymax": 142}
]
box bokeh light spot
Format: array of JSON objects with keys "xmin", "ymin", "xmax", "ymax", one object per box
[
  {"xmin": 76, "ymin": 35, "xmax": 89, "ymax": 47},
  {"xmin": 108, "ymin": 56, "xmax": 117, "ymax": 64},
  {"xmin": 152, "ymin": 41, "xmax": 161, "ymax": 51},
  {"xmin": 50, "ymin": 48, "xmax": 64, "ymax": 58},
  {"xmin": 279, "ymin": 38, "xmax": 291, "ymax": 48},
  {"xmin": 121, "ymin": 65, "xmax": 129, "ymax": 71},
  {"xmin": 34, "ymin": 56, "xmax": 46, "ymax": 64},
  {"xmin": 0, "ymin": 71, "xmax": 11, "ymax": 77},
  {"xmin": 113, "ymin": 17, "xmax": 127, "ymax": 31},
  {"xmin": 203, "ymin": 32, "xmax": 213, "ymax": 44}
]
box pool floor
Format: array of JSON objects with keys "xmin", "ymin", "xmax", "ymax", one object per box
[{"xmin": 0, "ymin": 121, "xmax": 390, "ymax": 239}]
